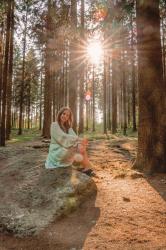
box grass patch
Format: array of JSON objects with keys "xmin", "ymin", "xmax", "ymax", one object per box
[
  {"xmin": 7, "ymin": 125, "xmax": 138, "ymax": 144},
  {"xmin": 81, "ymin": 126, "xmax": 138, "ymax": 141},
  {"xmin": 8, "ymin": 128, "xmax": 42, "ymax": 143},
  {"xmin": 116, "ymin": 127, "xmax": 138, "ymax": 138},
  {"xmin": 81, "ymin": 130, "xmax": 112, "ymax": 140}
]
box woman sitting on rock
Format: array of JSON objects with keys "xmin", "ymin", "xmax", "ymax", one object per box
[{"xmin": 45, "ymin": 106, "xmax": 94, "ymax": 176}]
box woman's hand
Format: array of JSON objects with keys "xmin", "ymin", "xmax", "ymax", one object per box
[
  {"xmin": 78, "ymin": 143, "xmax": 85, "ymax": 153},
  {"xmin": 78, "ymin": 138, "xmax": 88, "ymax": 146},
  {"xmin": 77, "ymin": 138, "xmax": 88, "ymax": 153}
]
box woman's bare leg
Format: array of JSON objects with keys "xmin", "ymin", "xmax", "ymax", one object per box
[
  {"xmin": 81, "ymin": 151, "xmax": 92, "ymax": 169},
  {"xmin": 77, "ymin": 141, "xmax": 93, "ymax": 170},
  {"xmin": 79, "ymin": 147, "xmax": 93, "ymax": 170}
]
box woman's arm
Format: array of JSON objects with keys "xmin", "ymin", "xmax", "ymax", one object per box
[
  {"xmin": 51, "ymin": 122, "xmax": 79, "ymax": 148},
  {"xmin": 68, "ymin": 127, "xmax": 77, "ymax": 136},
  {"xmin": 69, "ymin": 127, "xmax": 88, "ymax": 146}
]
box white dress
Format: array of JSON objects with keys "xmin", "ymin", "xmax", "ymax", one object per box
[{"xmin": 45, "ymin": 122, "xmax": 79, "ymax": 168}]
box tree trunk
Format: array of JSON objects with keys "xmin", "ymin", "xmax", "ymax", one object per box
[
  {"xmin": 130, "ymin": 13, "xmax": 137, "ymax": 132},
  {"xmin": 92, "ymin": 65, "xmax": 95, "ymax": 132},
  {"xmin": 135, "ymin": 0, "xmax": 166, "ymax": 173},
  {"xmin": 122, "ymin": 45, "xmax": 127, "ymax": 135},
  {"xmin": 64, "ymin": 41, "xmax": 68, "ymax": 106},
  {"xmin": 0, "ymin": 18, "xmax": 4, "ymax": 124},
  {"xmin": 85, "ymin": 67, "xmax": 89, "ymax": 131},
  {"xmin": 103, "ymin": 58, "xmax": 107, "ymax": 134},
  {"xmin": 39, "ymin": 60, "xmax": 43, "ymax": 130},
  {"xmin": 43, "ymin": 0, "xmax": 52, "ymax": 138},
  {"xmin": 161, "ymin": 16, "xmax": 166, "ymax": 82},
  {"xmin": 111, "ymin": 57, "xmax": 117, "ymax": 134},
  {"xmin": 52, "ymin": 76, "xmax": 56, "ymax": 122},
  {"xmin": 27, "ymin": 84, "xmax": 31, "ymax": 129},
  {"xmin": 78, "ymin": 0, "xmax": 85, "ymax": 134},
  {"xmin": 68, "ymin": 0, "xmax": 77, "ymax": 132},
  {"xmin": 6, "ymin": 0, "xmax": 14, "ymax": 139},
  {"xmin": 107, "ymin": 57, "xmax": 111, "ymax": 131},
  {"xmin": 0, "ymin": 0, "xmax": 12, "ymax": 146},
  {"xmin": 18, "ymin": 5, "xmax": 28, "ymax": 135}
]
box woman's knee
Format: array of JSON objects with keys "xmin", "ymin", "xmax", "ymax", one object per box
[{"xmin": 78, "ymin": 144, "xmax": 86, "ymax": 154}]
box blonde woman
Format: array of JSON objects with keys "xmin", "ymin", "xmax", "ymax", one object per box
[{"xmin": 45, "ymin": 107, "xmax": 94, "ymax": 176}]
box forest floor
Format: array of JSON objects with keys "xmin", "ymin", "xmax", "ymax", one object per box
[{"xmin": 0, "ymin": 136, "xmax": 166, "ymax": 250}]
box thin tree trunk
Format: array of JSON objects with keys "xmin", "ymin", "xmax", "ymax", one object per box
[
  {"xmin": 6, "ymin": 0, "xmax": 14, "ymax": 139},
  {"xmin": 68, "ymin": 0, "xmax": 77, "ymax": 132},
  {"xmin": 27, "ymin": 84, "xmax": 31, "ymax": 129},
  {"xmin": 43, "ymin": 0, "xmax": 52, "ymax": 138},
  {"xmin": 85, "ymin": 67, "xmax": 89, "ymax": 131},
  {"xmin": 18, "ymin": 5, "xmax": 28, "ymax": 135},
  {"xmin": 92, "ymin": 64, "xmax": 95, "ymax": 132},
  {"xmin": 107, "ymin": 57, "xmax": 111, "ymax": 131},
  {"xmin": 64, "ymin": 41, "xmax": 68, "ymax": 106},
  {"xmin": 103, "ymin": 58, "xmax": 107, "ymax": 134},
  {"xmin": 131, "ymin": 13, "xmax": 137, "ymax": 132},
  {"xmin": 78, "ymin": 0, "xmax": 85, "ymax": 134},
  {"xmin": 122, "ymin": 47, "xmax": 127, "ymax": 135},
  {"xmin": 127, "ymin": 80, "xmax": 131, "ymax": 127},
  {"xmin": 111, "ymin": 57, "xmax": 117, "ymax": 134},
  {"xmin": 39, "ymin": 62, "xmax": 43, "ymax": 130}
]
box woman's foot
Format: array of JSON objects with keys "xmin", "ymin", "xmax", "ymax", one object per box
[{"xmin": 81, "ymin": 168, "xmax": 96, "ymax": 177}]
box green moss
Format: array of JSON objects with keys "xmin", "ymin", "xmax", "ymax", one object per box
[{"xmin": 64, "ymin": 197, "xmax": 78, "ymax": 214}]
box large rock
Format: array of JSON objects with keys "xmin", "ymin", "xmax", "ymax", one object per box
[{"xmin": 0, "ymin": 145, "xmax": 96, "ymax": 237}]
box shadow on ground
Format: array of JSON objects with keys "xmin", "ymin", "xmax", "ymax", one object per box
[{"xmin": 145, "ymin": 174, "xmax": 166, "ymax": 202}]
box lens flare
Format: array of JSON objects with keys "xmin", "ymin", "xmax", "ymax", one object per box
[
  {"xmin": 87, "ymin": 40, "xmax": 103, "ymax": 64},
  {"xmin": 93, "ymin": 5, "xmax": 108, "ymax": 21}
]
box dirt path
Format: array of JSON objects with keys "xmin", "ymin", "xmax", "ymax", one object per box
[{"xmin": 0, "ymin": 139, "xmax": 166, "ymax": 250}]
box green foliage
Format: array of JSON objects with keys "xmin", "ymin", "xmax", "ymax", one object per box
[
  {"xmin": 13, "ymin": 47, "xmax": 40, "ymax": 108},
  {"xmin": 24, "ymin": 48, "xmax": 40, "ymax": 104}
]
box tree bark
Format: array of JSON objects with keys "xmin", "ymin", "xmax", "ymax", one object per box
[
  {"xmin": 68, "ymin": 0, "xmax": 77, "ymax": 132},
  {"xmin": 43, "ymin": 0, "xmax": 52, "ymax": 138},
  {"xmin": 39, "ymin": 55, "xmax": 43, "ymax": 130},
  {"xmin": 122, "ymin": 42, "xmax": 127, "ymax": 136},
  {"xmin": 130, "ymin": 13, "xmax": 137, "ymax": 132},
  {"xmin": 0, "ymin": 22, "xmax": 4, "ymax": 124},
  {"xmin": 107, "ymin": 56, "xmax": 111, "ymax": 131},
  {"xmin": 0, "ymin": 0, "xmax": 12, "ymax": 145},
  {"xmin": 92, "ymin": 65, "xmax": 95, "ymax": 132},
  {"xmin": 18, "ymin": 4, "xmax": 28, "ymax": 135},
  {"xmin": 103, "ymin": 58, "xmax": 107, "ymax": 134},
  {"xmin": 111, "ymin": 56, "xmax": 117, "ymax": 134},
  {"xmin": 6, "ymin": 0, "xmax": 14, "ymax": 139},
  {"xmin": 135, "ymin": 0, "xmax": 166, "ymax": 173},
  {"xmin": 161, "ymin": 16, "xmax": 166, "ymax": 82},
  {"xmin": 78, "ymin": 0, "xmax": 85, "ymax": 134}
]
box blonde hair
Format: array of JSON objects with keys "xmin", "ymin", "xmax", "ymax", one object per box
[{"xmin": 56, "ymin": 107, "xmax": 73, "ymax": 133}]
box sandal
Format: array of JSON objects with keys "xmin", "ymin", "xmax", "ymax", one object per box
[{"xmin": 81, "ymin": 168, "xmax": 96, "ymax": 177}]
